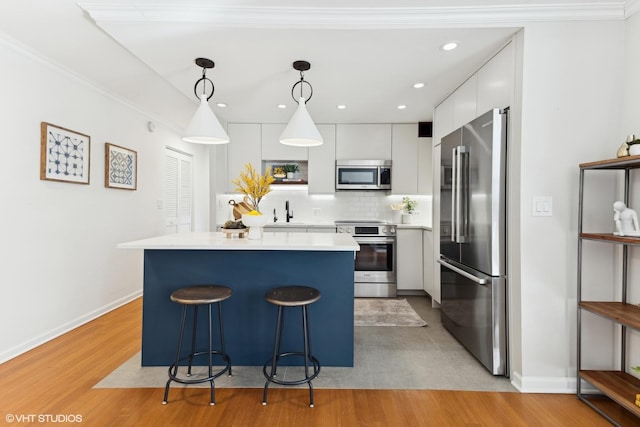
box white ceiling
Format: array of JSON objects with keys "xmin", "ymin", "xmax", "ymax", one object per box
[{"xmin": 0, "ymin": 1, "xmax": 633, "ymax": 129}]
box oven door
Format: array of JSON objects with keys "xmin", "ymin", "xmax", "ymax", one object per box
[{"xmin": 354, "ymin": 236, "xmax": 396, "ymax": 284}]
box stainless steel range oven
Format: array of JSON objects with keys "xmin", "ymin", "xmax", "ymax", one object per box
[{"xmin": 335, "ymin": 220, "xmax": 397, "ymax": 297}]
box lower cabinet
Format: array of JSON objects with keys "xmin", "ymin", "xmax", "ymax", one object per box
[
  {"xmin": 396, "ymin": 228, "xmax": 424, "ymax": 291},
  {"xmin": 422, "ymin": 229, "xmax": 433, "ymax": 296}
]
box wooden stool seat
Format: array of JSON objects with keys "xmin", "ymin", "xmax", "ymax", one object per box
[
  {"xmin": 170, "ymin": 285, "xmax": 232, "ymax": 305},
  {"xmin": 265, "ymin": 286, "xmax": 321, "ymax": 307}
]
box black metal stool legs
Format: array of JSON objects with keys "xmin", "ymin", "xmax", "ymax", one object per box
[
  {"xmin": 262, "ymin": 304, "xmax": 321, "ymax": 408},
  {"xmin": 163, "ymin": 301, "xmax": 232, "ymax": 406},
  {"xmin": 302, "ymin": 305, "xmax": 314, "ymax": 407}
]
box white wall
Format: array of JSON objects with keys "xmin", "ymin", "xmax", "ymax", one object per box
[
  {"xmin": 0, "ymin": 36, "xmax": 210, "ymax": 363},
  {"xmin": 517, "ymin": 20, "xmax": 625, "ymax": 391}
]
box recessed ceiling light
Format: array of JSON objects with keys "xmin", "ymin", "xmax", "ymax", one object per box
[
  {"xmin": 337, "ymin": 105, "xmax": 347, "ymax": 110},
  {"xmin": 441, "ymin": 41, "xmax": 459, "ymax": 51},
  {"xmin": 277, "ymin": 104, "xmax": 287, "ymax": 109},
  {"xmin": 397, "ymin": 105, "xmax": 407, "ymax": 110},
  {"xmin": 413, "ymin": 83, "xmax": 425, "ymax": 89},
  {"xmin": 216, "ymin": 102, "xmax": 227, "ymax": 108}
]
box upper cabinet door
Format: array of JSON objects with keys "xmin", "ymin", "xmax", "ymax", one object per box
[
  {"xmin": 417, "ymin": 137, "xmax": 433, "ymax": 195},
  {"xmin": 477, "ymin": 42, "xmax": 514, "ymax": 115},
  {"xmin": 261, "ymin": 123, "xmax": 309, "ymax": 160},
  {"xmin": 452, "ymin": 75, "xmax": 477, "ymax": 129},
  {"xmin": 434, "ymin": 96, "xmax": 454, "ymax": 147},
  {"xmin": 308, "ymin": 124, "xmax": 336, "ymax": 194},
  {"xmin": 391, "ymin": 123, "xmax": 418, "ymax": 195},
  {"xmin": 227, "ymin": 123, "xmax": 262, "ymax": 193},
  {"xmin": 336, "ymin": 124, "xmax": 392, "ymax": 160}
]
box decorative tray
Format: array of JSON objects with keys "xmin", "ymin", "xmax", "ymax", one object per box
[{"xmin": 221, "ymin": 228, "xmax": 249, "ymax": 238}]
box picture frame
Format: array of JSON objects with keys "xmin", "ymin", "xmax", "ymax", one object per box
[
  {"xmin": 105, "ymin": 143, "xmax": 137, "ymax": 190},
  {"xmin": 40, "ymin": 122, "xmax": 91, "ymax": 184}
]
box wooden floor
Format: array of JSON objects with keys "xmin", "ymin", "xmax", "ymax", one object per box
[{"xmin": 0, "ymin": 298, "xmax": 637, "ymax": 426}]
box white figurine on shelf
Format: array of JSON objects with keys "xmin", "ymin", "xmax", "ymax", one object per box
[{"xmin": 613, "ymin": 201, "xmax": 640, "ymax": 236}]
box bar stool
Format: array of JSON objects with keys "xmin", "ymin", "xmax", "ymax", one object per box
[
  {"xmin": 262, "ymin": 286, "xmax": 321, "ymax": 408},
  {"xmin": 162, "ymin": 285, "xmax": 232, "ymax": 406}
]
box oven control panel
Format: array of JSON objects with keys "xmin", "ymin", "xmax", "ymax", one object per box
[{"xmin": 336, "ymin": 224, "xmax": 396, "ymax": 236}]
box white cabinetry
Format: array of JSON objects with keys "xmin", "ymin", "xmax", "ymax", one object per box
[
  {"xmin": 261, "ymin": 123, "xmax": 308, "ymax": 161},
  {"xmin": 396, "ymin": 228, "xmax": 424, "ymax": 291},
  {"xmin": 336, "ymin": 124, "xmax": 392, "ymax": 160},
  {"xmin": 431, "ymin": 143, "xmax": 442, "ymax": 304},
  {"xmin": 422, "ymin": 229, "xmax": 433, "ymax": 296},
  {"xmin": 453, "ymin": 75, "xmax": 477, "ymax": 129},
  {"xmin": 417, "ymin": 137, "xmax": 433, "ymax": 195},
  {"xmin": 391, "ymin": 123, "xmax": 418, "ymax": 195},
  {"xmin": 477, "ymin": 42, "xmax": 514, "ymax": 115},
  {"xmin": 226, "ymin": 123, "xmax": 261, "ymax": 193},
  {"xmin": 434, "ymin": 96, "xmax": 454, "ymax": 145},
  {"xmin": 308, "ymin": 124, "xmax": 336, "ymax": 194}
]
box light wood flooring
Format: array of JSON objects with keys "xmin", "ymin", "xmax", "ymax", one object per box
[{"xmin": 0, "ymin": 297, "xmax": 637, "ymax": 426}]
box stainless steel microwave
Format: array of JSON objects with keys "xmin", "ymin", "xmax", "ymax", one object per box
[{"xmin": 335, "ymin": 160, "xmax": 392, "ymax": 190}]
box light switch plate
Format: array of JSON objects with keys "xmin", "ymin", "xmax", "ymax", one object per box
[{"xmin": 532, "ymin": 196, "xmax": 552, "ymax": 217}]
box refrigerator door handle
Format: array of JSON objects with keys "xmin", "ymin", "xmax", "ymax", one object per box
[
  {"xmin": 451, "ymin": 147, "xmax": 458, "ymax": 242},
  {"xmin": 458, "ymin": 145, "xmax": 469, "ymax": 243},
  {"xmin": 453, "ymin": 146, "xmax": 468, "ymax": 243},
  {"xmin": 437, "ymin": 258, "xmax": 489, "ymax": 285}
]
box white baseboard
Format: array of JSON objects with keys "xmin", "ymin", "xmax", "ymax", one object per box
[
  {"xmin": 511, "ymin": 371, "xmax": 586, "ymax": 393},
  {"xmin": 0, "ymin": 290, "xmax": 142, "ymax": 364}
]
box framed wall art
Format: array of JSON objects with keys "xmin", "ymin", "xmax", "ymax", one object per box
[
  {"xmin": 105, "ymin": 143, "xmax": 137, "ymax": 190},
  {"xmin": 40, "ymin": 122, "xmax": 91, "ymax": 184}
]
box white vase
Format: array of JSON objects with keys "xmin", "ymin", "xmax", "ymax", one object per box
[
  {"xmin": 242, "ymin": 214, "xmax": 269, "ymax": 239},
  {"xmin": 286, "ymin": 172, "xmax": 295, "ymax": 179},
  {"xmin": 401, "ymin": 213, "xmax": 412, "ymax": 224},
  {"xmin": 630, "ymin": 144, "xmax": 640, "ymax": 156}
]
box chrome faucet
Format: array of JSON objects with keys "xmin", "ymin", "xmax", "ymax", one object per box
[
  {"xmin": 285, "ymin": 200, "xmax": 293, "ymax": 222},
  {"xmin": 273, "ymin": 208, "xmax": 278, "ymax": 223}
]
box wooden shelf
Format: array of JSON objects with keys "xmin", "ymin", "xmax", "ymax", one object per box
[
  {"xmin": 579, "ymin": 302, "xmax": 640, "ymax": 330},
  {"xmin": 580, "ymin": 370, "xmax": 640, "ymax": 418},
  {"xmin": 580, "ymin": 233, "xmax": 640, "ymax": 245},
  {"xmin": 580, "ymin": 155, "xmax": 640, "ymax": 170}
]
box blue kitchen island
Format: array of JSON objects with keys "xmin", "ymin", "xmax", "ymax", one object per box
[{"xmin": 119, "ymin": 231, "xmax": 359, "ymax": 367}]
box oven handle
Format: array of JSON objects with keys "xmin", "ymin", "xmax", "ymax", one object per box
[
  {"xmin": 437, "ymin": 258, "xmax": 488, "ymax": 285},
  {"xmin": 354, "ymin": 237, "xmax": 396, "ymax": 244}
]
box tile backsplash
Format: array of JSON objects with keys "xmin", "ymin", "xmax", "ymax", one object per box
[{"xmin": 216, "ymin": 189, "xmax": 432, "ymax": 226}]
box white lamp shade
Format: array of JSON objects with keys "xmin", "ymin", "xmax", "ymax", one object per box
[
  {"xmin": 182, "ymin": 94, "xmax": 230, "ymax": 144},
  {"xmin": 279, "ymin": 97, "xmax": 323, "ymax": 147}
]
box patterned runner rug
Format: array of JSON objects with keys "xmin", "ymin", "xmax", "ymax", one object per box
[{"xmin": 354, "ymin": 298, "xmax": 427, "ymax": 327}]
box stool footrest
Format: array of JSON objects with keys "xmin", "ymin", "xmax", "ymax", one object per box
[
  {"xmin": 263, "ymin": 352, "xmax": 321, "ymax": 385},
  {"xmin": 168, "ymin": 351, "xmax": 232, "ymax": 385}
]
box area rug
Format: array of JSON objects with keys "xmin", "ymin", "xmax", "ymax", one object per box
[{"xmin": 354, "ymin": 298, "xmax": 427, "ymax": 327}]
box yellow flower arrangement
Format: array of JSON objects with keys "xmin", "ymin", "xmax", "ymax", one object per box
[{"xmin": 231, "ymin": 163, "xmax": 275, "ymax": 213}]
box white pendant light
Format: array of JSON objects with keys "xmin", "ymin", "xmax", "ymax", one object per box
[
  {"xmin": 182, "ymin": 58, "xmax": 229, "ymax": 144},
  {"xmin": 280, "ymin": 60, "xmax": 323, "ymax": 147}
]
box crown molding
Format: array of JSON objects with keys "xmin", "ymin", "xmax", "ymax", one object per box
[
  {"xmin": 79, "ymin": 3, "xmax": 626, "ymax": 29},
  {"xmin": 627, "ymin": 0, "xmax": 640, "ymax": 16}
]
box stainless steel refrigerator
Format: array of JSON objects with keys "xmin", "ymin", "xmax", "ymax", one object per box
[{"xmin": 438, "ymin": 107, "xmax": 508, "ymax": 376}]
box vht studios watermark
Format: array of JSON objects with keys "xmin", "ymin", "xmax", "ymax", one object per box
[{"xmin": 5, "ymin": 414, "xmax": 83, "ymax": 423}]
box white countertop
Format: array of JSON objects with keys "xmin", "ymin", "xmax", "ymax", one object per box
[
  {"xmin": 395, "ymin": 223, "xmax": 432, "ymax": 231},
  {"xmin": 118, "ymin": 231, "xmax": 360, "ymax": 251}
]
